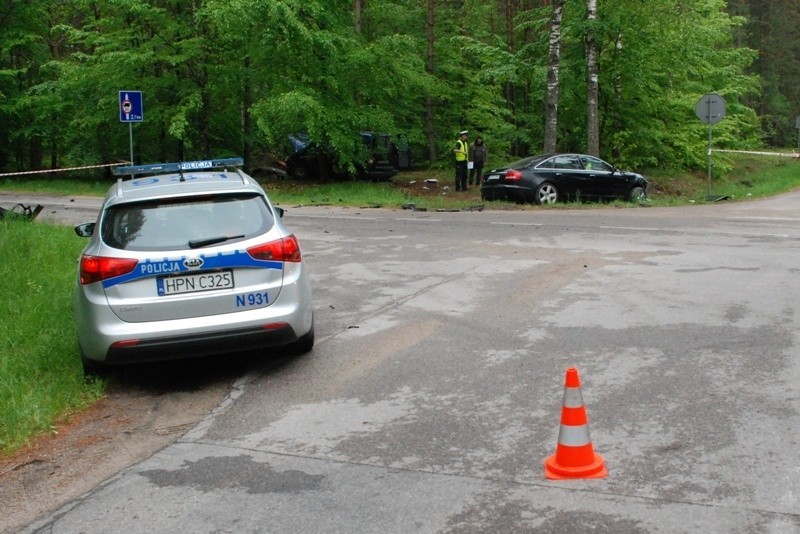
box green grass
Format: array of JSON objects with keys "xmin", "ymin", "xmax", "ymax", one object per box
[
  {"xmin": 0, "ymin": 177, "xmax": 110, "ymax": 196},
  {"xmin": 642, "ymin": 153, "xmax": 800, "ymax": 205},
  {"xmin": 262, "ymin": 155, "xmax": 800, "ymax": 209},
  {"xmin": 266, "ymin": 180, "xmax": 416, "ymax": 207},
  {"xmin": 0, "ymin": 219, "xmax": 103, "ymax": 456},
  {"xmin": 710, "ymin": 155, "xmax": 800, "ymax": 200},
  {"xmin": 3, "ymin": 154, "xmax": 800, "ymax": 210}
]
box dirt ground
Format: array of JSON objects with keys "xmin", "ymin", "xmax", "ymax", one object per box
[
  {"xmin": 391, "ymin": 174, "xmax": 489, "ymax": 201},
  {"xmin": 256, "ymin": 168, "xmax": 496, "ymax": 205},
  {"xmin": 0, "ymin": 362, "xmax": 236, "ymax": 533}
]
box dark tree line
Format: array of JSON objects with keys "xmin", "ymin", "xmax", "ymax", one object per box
[{"xmin": 0, "ymin": 0, "xmax": 794, "ymax": 177}]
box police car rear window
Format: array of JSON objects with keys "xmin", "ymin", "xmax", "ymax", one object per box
[{"xmin": 101, "ymin": 194, "xmax": 274, "ymax": 251}]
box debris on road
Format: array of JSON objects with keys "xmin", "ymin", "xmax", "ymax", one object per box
[{"xmin": 0, "ymin": 203, "xmax": 43, "ymax": 221}]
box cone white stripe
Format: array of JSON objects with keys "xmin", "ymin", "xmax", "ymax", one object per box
[
  {"xmin": 557, "ymin": 424, "xmax": 592, "ymax": 447},
  {"xmin": 562, "ymin": 386, "xmax": 584, "ymax": 408}
]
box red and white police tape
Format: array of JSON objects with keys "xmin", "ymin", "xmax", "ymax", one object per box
[{"xmin": 0, "ymin": 161, "xmax": 129, "ymax": 178}]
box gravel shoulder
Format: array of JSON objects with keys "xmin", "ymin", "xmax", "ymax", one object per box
[{"xmin": 0, "ymin": 369, "xmax": 231, "ymax": 533}]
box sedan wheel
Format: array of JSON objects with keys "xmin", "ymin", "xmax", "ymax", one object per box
[
  {"xmin": 629, "ymin": 186, "xmax": 646, "ymax": 202},
  {"xmin": 535, "ymin": 183, "xmax": 559, "ymax": 205}
]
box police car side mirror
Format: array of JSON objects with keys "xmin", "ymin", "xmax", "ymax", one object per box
[{"xmin": 75, "ymin": 222, "xmax": 95, "ymax": 237}]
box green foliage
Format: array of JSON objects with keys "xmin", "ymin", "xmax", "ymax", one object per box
[
  {"xmin": 554, "ymin": 0, "xmax": 759, "ymax": 169},
  {"xmin": 733, "ymin": 0, "xmax": 800, "ymax": 147},
  {"xmin": 0, "ymin": 0, "xmax": 791, "ymax": 177}
]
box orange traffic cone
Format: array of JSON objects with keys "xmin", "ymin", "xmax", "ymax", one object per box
[{"xmin": 544, "ymin": 367, "xmax": 607, "ymax": 480}]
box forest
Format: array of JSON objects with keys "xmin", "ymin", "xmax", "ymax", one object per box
[{"xmin": 1, "ymin": 0, "xmax": 799, "ymax": 176}]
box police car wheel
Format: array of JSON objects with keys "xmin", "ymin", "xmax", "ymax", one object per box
[{"xmin": 80, "ymin": 349, "xmax": 105, "ymax": 377}]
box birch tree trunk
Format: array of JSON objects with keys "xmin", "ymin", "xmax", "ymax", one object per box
[
  {"xmin": 425, "ymin": 0, "xmax": 437, "ymax": 163},
  {"xmin": 504, "ymin": 0, "xmax": 520, "ymax": 155},
  {"xmin": 585, "ymin": 0, "xmax": 600, "ymax": 156},
  {"xmin": 354, "ymin": 0, "xmax": 363, "ymax": 34},
  {"xmin": 242, "ymin": 56, "xmax": 252, "ymax": 170},
  {"xmin": 544, "ymin": 0, "xmax": 564, "ymax": 153}
]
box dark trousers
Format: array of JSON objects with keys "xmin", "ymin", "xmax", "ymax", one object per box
[
  {"xmin": 469, "ymin": 161, "xmax": 484, "ymax": 185},
  {"xmin": 455, "ymin": 161, "xmax": 468, "ymax": 191}
]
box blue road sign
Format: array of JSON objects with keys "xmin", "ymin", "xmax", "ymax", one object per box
[{"xmin": 119, "ymin": 91, "xmax": 143, "ymax": 122}]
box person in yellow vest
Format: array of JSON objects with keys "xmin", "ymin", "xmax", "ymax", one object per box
[{"xmin": 453, "ymin": 130, "xmax": 469, "ymax": 191}]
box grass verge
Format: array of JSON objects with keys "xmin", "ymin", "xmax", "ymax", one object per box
[
  {"xmin": 3, "ymin": 153, "xmax": 800, "ymax": 210},
  {"xmin": 0, "ymin": 219, "xmax": 103, "ymax": 456},
  {"xmin": 254, "ymin": 154, "xmax": 800, "ymax": 208}
]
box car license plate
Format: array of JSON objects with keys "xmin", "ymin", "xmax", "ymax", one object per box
[
  {"xmin": 486, "ymin": 174, "xmax": 500, "ymax": 182},
  {"xmin": 157, "ymin": 270, "xmax": 234, "ymax": 296}
]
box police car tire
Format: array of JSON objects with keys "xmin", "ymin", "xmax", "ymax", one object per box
[
  {"xmin": 80, "ymin": 349, "xmax": 105, "ymax": 377},
  {"xmin": 288, "ymin": 323, "xmax": 315, "ymax": 355}
]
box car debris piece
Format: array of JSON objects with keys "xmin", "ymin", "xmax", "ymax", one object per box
[{"xmin": 0, "ymin": 203, "xmax": 44, "ymax": 221}]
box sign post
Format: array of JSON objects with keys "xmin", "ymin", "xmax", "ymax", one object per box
[
  {"xmin": 119, "ymin": 91, "xmax": 143, "ymax": 166},
  {"xmin": 795, "ymin": 116, "xmax": 800, "ymax": 150},
  {"xmin": 695, "ymin": 93, "xmax": 726, "ymax": 201}
]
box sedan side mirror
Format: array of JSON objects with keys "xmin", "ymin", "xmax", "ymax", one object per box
[
  {"xmin": 74, "ymin": 222, "xmax": 95, "ymax": 237},
  {"xmin": 274, "ymin": 207, "xmax": 285, "ymax": 218}
]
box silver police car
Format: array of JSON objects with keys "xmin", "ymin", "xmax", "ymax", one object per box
[{"xmin": 73, "ymin": 158, "xmax": 314, "ymax": 372}]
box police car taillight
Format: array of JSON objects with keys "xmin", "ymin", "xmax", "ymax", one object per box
[
  {"xmin": 247, "ymin": 236, "xmax": 302, "ymax": 262},
  {"xmin": 506, "ymin": 170, "xmax": 523, "ymax": 181},
  {"xmin": 80, "ymin": 255, "xmax": 138, "ymax": 284}
]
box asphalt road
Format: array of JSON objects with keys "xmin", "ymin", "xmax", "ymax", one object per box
[{"xmin": 9, "ymin": 191, "xmax": 800, "ymax": 532}]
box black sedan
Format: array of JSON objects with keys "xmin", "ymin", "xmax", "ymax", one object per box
[{"xmin": 480, "ymin": 153, "xmax": 648, "ymax": 205}]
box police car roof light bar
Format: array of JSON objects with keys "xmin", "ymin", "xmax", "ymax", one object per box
[{"xmin": 113, "ymin": 158, "xmax": 244, "ymax": 177}]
